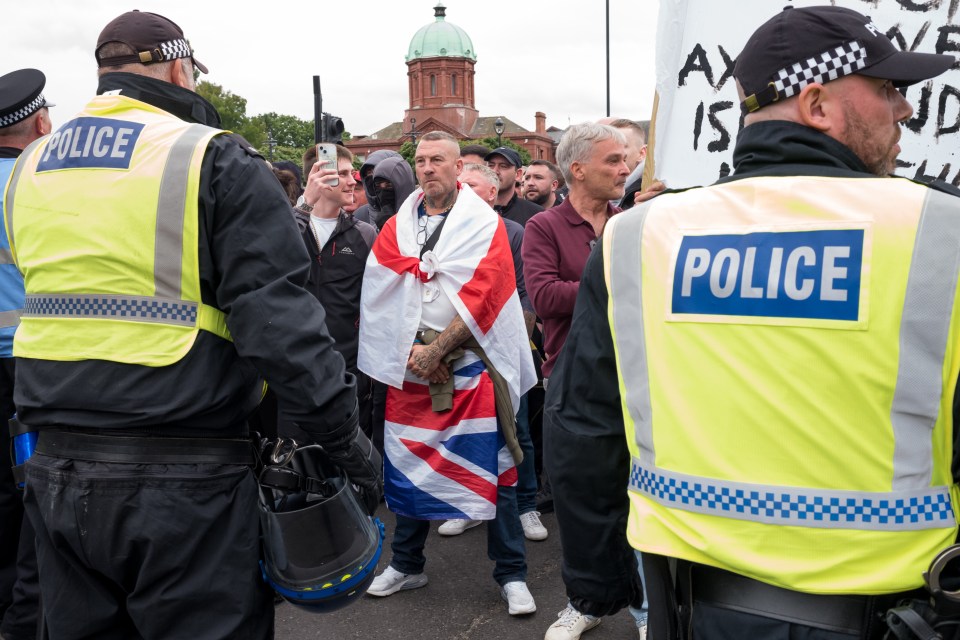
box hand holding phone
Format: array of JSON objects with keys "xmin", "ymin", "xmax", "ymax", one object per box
[{"xmin": 316, "ymin": 143, "xmax": 339, "ymax": 187}]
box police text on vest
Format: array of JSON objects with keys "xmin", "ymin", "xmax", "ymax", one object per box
[
  {"xmin": 36, "ymin": 117, "xmax": 145, "ymax": 172},
  {"xmin": 671, "ymin": 230, "xmax": 863, "ymax": 321}
]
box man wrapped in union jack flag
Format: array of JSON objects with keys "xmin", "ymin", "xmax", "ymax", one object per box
[{"xmin": 359, "ymin": 131, "xmax": 538, "ymax": 616}]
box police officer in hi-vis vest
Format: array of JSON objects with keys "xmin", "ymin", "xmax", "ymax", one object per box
[
  {"xmin": 0, "ymin": 68, "xmax": 51, "ymax": 640},
  {"xmin": 3, "ymin": 11, "xmax": 382, "ymax": 639},
  {"xmin": 545, "ymin": 6, "xmax": 960, "ymax": 640}
]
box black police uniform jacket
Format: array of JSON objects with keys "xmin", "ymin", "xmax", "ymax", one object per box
[{"xmin": 14, "ymin": 72, "xmax": 358, "ymax": 439}]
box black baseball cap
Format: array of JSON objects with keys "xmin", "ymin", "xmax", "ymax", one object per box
[
  {"xmin": 96, "ymin": 10, "xmax": 208, "ymax": 74},
  {"xmin": 736, "ymin": 5, "xmax": 954, "ymax": 112},
  {"xmin": 485, "ymin": 147, "xmax": 522, "ymax": 168},
  {"xmin": 0, "ymin": 69, "xmax": 54, "ymax": 129}
]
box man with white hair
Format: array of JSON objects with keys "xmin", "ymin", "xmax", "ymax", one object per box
[{"xmin": 521, "ymin": 122, "xmax": 636, "ymax": 640}]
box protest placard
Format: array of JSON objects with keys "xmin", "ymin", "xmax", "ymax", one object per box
[{"xmin": 648, "ymin": 0, "xmax": 960, "ymax": 189}]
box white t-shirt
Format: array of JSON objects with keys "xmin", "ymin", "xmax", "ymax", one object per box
[
  {"xmin": 309, "ymin": 215, "xmax": 339, "ymax": 252},
  {"xmin": 415, "ymin": 213, "xmax": 458, "ymax": 332}
]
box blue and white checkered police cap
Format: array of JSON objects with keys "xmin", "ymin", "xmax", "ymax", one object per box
[
  {"xmin": 0, "ymin": 69, "xmax": 54, "ymax": 129},
  {"xmin": 735, "ymin": 5, "xmax": 955, "ymax": 113},
  {"xmin": 95, "ymin": 10, "xmax": 208, "ymax": 74}
]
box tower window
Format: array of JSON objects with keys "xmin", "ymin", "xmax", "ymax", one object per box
[
  {"xmin": 430, "ymin": 75, "xmax": 436, "ymax": 96},
  {"xmin": 452, "ymin": 74, "xmax": 457, "ymax": 95}
]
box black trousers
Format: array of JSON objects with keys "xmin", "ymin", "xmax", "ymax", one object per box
[
  {"xmin": 0, "ymin": 357, "xmax": 39, "ymax": 640},
  {"xmin": 23, "ymin": 453, "xmax": 274, "ymax": 640},
  {"xmin": 0, "ymin": 515, "xmax": 39, "ymax": 640},
  {"xmin": 0, "ymin": 358, "xmax": 21, "ymax": 614}
]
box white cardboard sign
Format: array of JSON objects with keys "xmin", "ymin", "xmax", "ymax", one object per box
[{"xmin": 652, "ymin": 0, "xmax": 960, "ymax": 189}]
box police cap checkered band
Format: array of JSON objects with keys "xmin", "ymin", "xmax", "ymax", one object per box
[
  {"xmin": 773, "ymin": 41, "xmax": 867, "ymax": 100},
  {"xmin": 96, "ymin": 10, "xmax": 208, "ymax": 74},
  {"xmin": 735, "ymin": 5, "xmax": 955, "ymax": 113},
  {"xmin": 0, "ymin": 69, "xmax": 53, "ymax": 129}
]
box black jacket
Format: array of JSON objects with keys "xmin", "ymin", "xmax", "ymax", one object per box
[
  {"xmin": 14, "ymin": 73, "xmax": 358, "ymax": 440},
  {"xmin": 546, "ymin": 120, "xmax": 960, "ymax": 617},
  {"xmin": 494, "ymin": 192, "xmax": 543, "ymax": 227},
  {"xmin": 296, "ymin": 210, "xmax": 377, "ymax": 370}
]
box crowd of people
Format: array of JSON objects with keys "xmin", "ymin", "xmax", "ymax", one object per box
[{"xmin": 3, "ymin": 4, "xmax": 960, "ymax": 640}]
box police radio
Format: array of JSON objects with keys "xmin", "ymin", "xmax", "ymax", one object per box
[{"xmin": 9, "ymin": 414, "xmax": 38, "ymax": 489}]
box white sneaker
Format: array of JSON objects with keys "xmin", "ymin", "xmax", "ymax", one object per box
[
  {"xmin": 500, "ymin": 580, "xmax": 536, "ymax": 615},
  {"xmin": 544, "ymin": 605, "xmax": 601, "ymax": 640},
  {"xmin": 437, "ymin": 518, "xmax": 482, "ymax": 536},
  {"xmin": 366, "ymin": 565, "xmax": 428, "ymax": 597},
  {"xmin": 520, "ymin": 510, "xmax": 548, "ymax": 541}
]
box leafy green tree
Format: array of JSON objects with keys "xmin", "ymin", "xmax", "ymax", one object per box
[
  {"xmin": 195, "ymin": 81, "xmax": 266, "ymax": 145},
  {"xmin": 266, "ymin": 146, "xmax": 307, "ymax": 167},
  {"xmin": 255, "ymin": 113, "xmax": 314, "ymax": 149},
  {"xmin": 196, "ymin": 81, "xmax": 246, "ymax": 129},
  {"xmin": 398, "ymin": 140, "xmax": 417, "ymax": 170}
]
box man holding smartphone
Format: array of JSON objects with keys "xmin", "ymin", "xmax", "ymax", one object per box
[{"xmin": 286, "ymin": 145, "xmax": 378, "ymax": 442}]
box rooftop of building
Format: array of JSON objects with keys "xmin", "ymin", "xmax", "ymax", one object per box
[{"xmin": 406, "ymin": 3, "xmax": 477, "ymax": 62}]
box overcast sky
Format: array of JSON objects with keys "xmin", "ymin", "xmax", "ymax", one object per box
[{"xmin": 7, "ymin": 0, "xmax": 659, "ymax": 136}]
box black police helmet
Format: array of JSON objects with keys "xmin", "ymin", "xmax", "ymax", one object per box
[{"xmin": 258, "ymin": 442, "xmax": 385, "ymax": 613}]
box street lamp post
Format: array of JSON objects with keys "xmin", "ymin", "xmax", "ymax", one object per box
[
  {"xmin": 406, "ymin": 117, "xmax": 418, "ymax": 145},
  {"xmin": 494, "ymin": 117, "xmax": 504, "ymax": 148},
  {"xmin": 267, "ymin": 130, "xmax": 277, "ymax": 162}
]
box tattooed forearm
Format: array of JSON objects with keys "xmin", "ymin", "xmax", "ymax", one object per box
[{"xmin": 428, "ymin": 315, "xmax": 472, "ymax": 361}]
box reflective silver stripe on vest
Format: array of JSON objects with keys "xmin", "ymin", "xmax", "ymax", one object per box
[
  {"xmin": 607, "ymin": 205, "xmax": 656, "ymax": 466},
  {"xmin": 0, "ymin": 310, "xmax": 20, "ymax": 329},
  {"xmin": 22, "ymin": 294, "xmax": 197, "ymax": 326},
  {"xmin": 154, "ymin": 124, "xmax": 216, "ymax": 300},
  {"xmin": 4, "ymin": 136, "xmax": 48, "ymax": 257},
  {"xmin": 629, "ymin": 457, "xmax": 955, "ymax": 531},
  {"xmin": 891, "ymin": 188, "xmax": 960, "ymax": 491}
]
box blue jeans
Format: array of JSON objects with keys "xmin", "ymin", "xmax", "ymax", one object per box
[
  {"xmin": 515, "ymin": 393, "xmax": 537, "ymax": 514},
  {"xmin": 628, "ymin": 549, "xmax": 649, "ymax": 626},
  {"xmin": 390, "ymin": 484, "xmax": 527, "ymax": 586}
]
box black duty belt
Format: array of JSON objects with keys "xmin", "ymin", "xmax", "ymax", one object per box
[
  {"xmin": 35, "ymin": 430, "xmax": 256, "ymax": 466},
  {"xmin": 692, "ymin": 564, "xmax": 869, "ymax": 635}
]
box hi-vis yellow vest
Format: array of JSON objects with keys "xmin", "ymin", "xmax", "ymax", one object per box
[
  {"xmin": 2, "ymin": 94, "xmax": 231, "ymax": 365},
  {"xmin": 603, "ymin": 175, "xmax": 960, "ymax": 595}
]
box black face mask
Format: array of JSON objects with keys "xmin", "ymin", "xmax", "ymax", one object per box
[
  {"xmin": 375, "ymin": 186, "xmax": 396, "ymax": 213},
  {"xmin": 363, "ymin": 174, "xmax": 380, "ymax": 210}
]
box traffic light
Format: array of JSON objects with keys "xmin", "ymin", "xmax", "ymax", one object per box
[{"xmin": 321, "ymin": 112, "xmax": 344, "ymax": 143}]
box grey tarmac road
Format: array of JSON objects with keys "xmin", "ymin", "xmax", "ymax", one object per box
[{"xmin": 274, "ymin": 506, "xmax": 641, "ymax": 640}]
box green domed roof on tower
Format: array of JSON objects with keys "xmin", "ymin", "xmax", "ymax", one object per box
[{"xmin": 406, "ymin": 3, "xmax": 477, "ymax": 62}]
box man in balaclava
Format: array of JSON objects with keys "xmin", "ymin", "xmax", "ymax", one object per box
[
  {"xmin": 354, "ymin": 150, "xmax": 401, "ymax": 226},
  {"xmin": 368, "ymin": 155, "xmax": 416, "ymax": 230}
]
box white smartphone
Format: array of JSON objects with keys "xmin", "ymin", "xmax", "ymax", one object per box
[{"xmin": 316, "ymin": 143, "xmax": 339, "ymax": 186}]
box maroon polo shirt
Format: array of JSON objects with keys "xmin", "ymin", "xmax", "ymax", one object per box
[{"xmin": 521, "ymin": 197, "xmax": 619, "ymax": 378}]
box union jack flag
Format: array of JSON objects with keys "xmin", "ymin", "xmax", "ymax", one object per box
[{"xmin": 384, "ymin": 352, "xmax": 518, "ymax": 520}]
